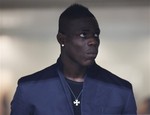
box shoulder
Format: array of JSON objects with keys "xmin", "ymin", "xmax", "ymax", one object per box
[
  {"xmin": 89, "ymin": 64, "xmax": 132, "ymax": 89},
  {"xmin": 18, "ymin": 63, "xmax": 58, "ymax": 85}
]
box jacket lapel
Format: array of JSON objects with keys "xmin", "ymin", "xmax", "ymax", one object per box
[
  {"xmin": 57, "ymin": 69, "xmax": 74, "ymax": 115},
  {"xmin": 81, "ymin": 64, "xmax": 112, "ymax": 115}
]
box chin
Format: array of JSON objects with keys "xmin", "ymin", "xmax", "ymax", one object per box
[{"xmin": 82, "ymin": 59, "xmax": 95, "ymax": 67}]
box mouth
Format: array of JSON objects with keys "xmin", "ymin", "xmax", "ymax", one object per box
[{"xmin": 86, "ymin": 52, "xmax": 98, "ymax": 59}]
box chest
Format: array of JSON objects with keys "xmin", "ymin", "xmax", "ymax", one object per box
[{"xmin": 27, "ymin": 79, "xmax": 125, "ymax": 115}]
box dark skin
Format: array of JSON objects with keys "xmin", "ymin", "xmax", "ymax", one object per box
[{"xmin": 57, "ymin": 17, "xmax": 100, "ymax": 82}]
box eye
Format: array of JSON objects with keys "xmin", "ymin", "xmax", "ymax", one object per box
[
  {"xmin": 94, "ymin": 33, "xmax": 99, "ymax": 38},
  {"xmin": 80, "ymin": 33, "xmax": 86, "ymax": 38}
]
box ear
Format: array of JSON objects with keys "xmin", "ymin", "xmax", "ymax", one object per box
[{"xmin": 57, "ymin": 32, "xmax": 66, "ymax": 46}]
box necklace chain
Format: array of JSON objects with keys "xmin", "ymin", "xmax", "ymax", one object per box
[{"xmin": 65, "ymin": 79, "xmax": 83, "ymax": 106}]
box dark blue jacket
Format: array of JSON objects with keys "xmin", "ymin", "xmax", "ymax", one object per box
[{"xmin": 11, "ymin": 59, "xmax": 137, "ymax": 115}]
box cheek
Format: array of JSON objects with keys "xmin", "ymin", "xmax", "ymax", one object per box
[
  {"xmin": 70, "ymin": 45, "xmax": 85, "ymax": 58},
  {"xmin": 65, "ymin": 37, "xmax": 88, "ymax": 59},
  {"xmin": 69, "ymin": 39, "xmax": 86, "ymax": 53},
  {"xmin": 74, "ymin": 42, "xmax": 87, "ymax": 57}
]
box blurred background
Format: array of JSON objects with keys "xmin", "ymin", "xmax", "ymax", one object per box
[{"xmin": 0, "ymin": 0, "xmax": 150, "ymax": 114}]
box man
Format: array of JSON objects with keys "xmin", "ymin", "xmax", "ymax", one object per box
[{"xmin": 11, "ymin": 4, "xmax": 137, "ymax": 115}]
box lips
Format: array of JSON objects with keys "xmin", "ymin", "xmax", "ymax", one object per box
[
  {"xmin": 87, "ymin": 52, "xmax": 97, "ymax": 56},
  {"xmin": 86, "ymin": 51, "xmax": 98, "ymax": 58}
]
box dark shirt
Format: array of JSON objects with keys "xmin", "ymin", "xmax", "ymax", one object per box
[{"xmin": 65, "ymin": 78, "xmax": 83, "ymax": 115}]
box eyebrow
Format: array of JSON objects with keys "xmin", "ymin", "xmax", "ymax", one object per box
[{"xmin": 80, "ymin": 28, "xmax": 100, "ymax": 33}]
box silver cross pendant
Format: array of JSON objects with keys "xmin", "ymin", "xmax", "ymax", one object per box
[{"xmin": 73, "ymin": 99, "xmax": 80, "ymax": 106}]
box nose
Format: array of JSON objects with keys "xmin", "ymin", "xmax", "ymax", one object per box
[{"xmin": 88, "ymin": 37, "xmax": 100, "ymax": 46}]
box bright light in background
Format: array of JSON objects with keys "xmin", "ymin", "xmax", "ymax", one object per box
[
  {"xmin": 0, "ymin": 35, "xmax": 15, "ymax": 115},
  {"xmin": 0, "ymin": 35, "xmax": 15, "ymax": 61},
  {"xmin": 0, "ymin": 69, "xmax": 14, "ymax": 115},
  {"xmin": 0, "ymin": 69, "xmax": 14, "ymax": 92},
  {"xmin": 0, "ymin": 35, "xmax": 16, "ymax": 92}
]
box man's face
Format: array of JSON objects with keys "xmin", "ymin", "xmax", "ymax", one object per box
[{"xmin": 62, "ymin": 17, "xmax": 100, "ymax": 67}]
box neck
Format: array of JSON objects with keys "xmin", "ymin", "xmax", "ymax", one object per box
[
  {"xmin": 60, "ymin": 55, "xmax": 87, "ymax": 82},
  {"xmin": 64, "ymin": 66, "xmax": 86, "ymax": 82}
]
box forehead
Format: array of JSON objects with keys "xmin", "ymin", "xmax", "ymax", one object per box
[{"xmin": 66, "ymin": 17, "xmax": 100, "ymax": 34}]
